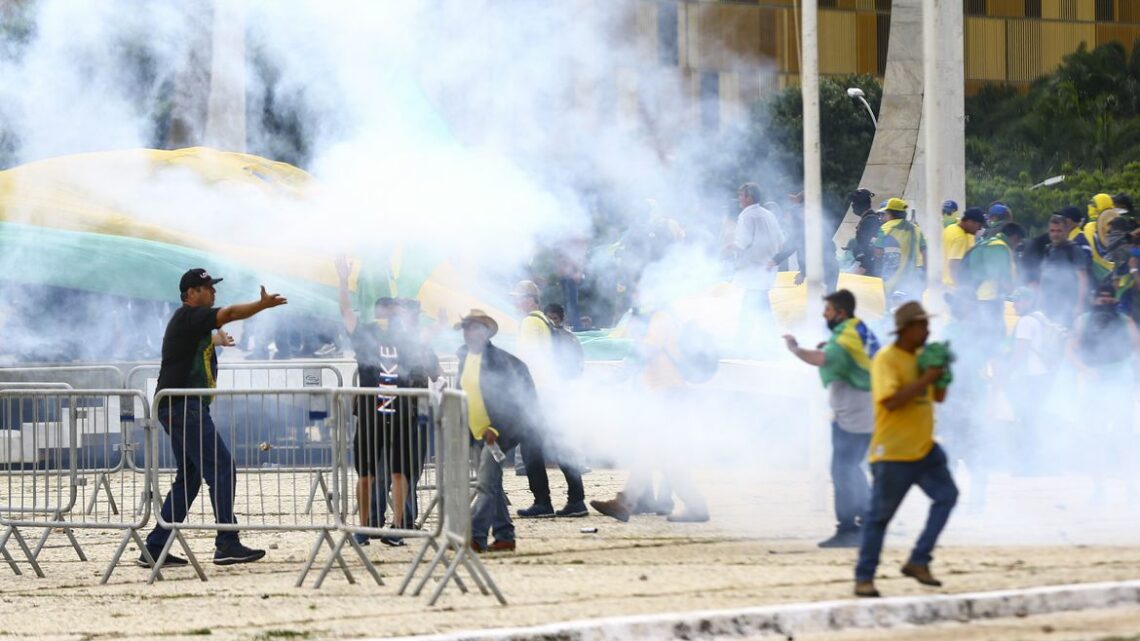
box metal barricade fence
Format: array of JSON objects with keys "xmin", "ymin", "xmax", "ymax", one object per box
[
  {"xmin": 0, "ymin": 365, "xmax": 126, "ymax": 390},
  {"xmin": 396, "ymin": 389, "xmax": 504, "ymax": 605},
  {"xmin": 129, "ymin": 363, "xmax": 345, "ymax": 513},
  {"xmin": 145, "ymin": 388, "xmax": 342, "ymax": 584},
  {"xmin": 298, "ymin": 387, "xmax": 442, "ymax": 589},
  {"xmin": 0, "ymin": 388, "xmax": 152, "ymax": 584}
]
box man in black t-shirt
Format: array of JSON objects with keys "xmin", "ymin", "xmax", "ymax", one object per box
[
  {"xmin": 140, "ymin": 268, "xmax": 287, "ymax": 569},
  {"xmin": 336, "ymin": 259, "xmax": 442, "ymax": 546}
]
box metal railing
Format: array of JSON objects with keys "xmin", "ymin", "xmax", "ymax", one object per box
[{"xmin": 0, "ymin": 388, "xmax": 152, "ymax": 584}]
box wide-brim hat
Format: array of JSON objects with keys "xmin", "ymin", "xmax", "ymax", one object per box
[
  {"xmin": 891, "ymin": 300, "xmax": 934, "ymax": 333},
  {"xmin": 454, "ymin": 309, "xmax": 499, "ymax": 337}
]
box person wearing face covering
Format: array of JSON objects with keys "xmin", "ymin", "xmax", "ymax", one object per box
[
  {"xmin": 1067, "ymin": 284, "xmax": 1140, "ymax": 503},
  {"xmin": 783, "ymin": 290, "xmax": 880, "ymax": 548}
]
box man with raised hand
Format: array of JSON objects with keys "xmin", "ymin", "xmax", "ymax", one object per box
[
  {"xmin": 783, "ymin": 289, "xmax": 880, "ymax": 548},
  {"xmin": 854, "ymin": 301, "xmax": 957, "ymax": 598},
  {"xmin": 141, "ymin": 269, "xmax": 286, "ymax": 568}
]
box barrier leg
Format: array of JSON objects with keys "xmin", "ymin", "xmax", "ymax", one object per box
[
  {"xmin": 1, "ymin": 540, "xmax": 20, "ymax": 575},
  {"xmin": 295, "ymin": 530, "xmax": 331, "ymax": 587},
  {"xmin": 397, "ymin": 537, "xmax": 436, "ymax": 595},
  {"xmin": 85, "ymin": 473, "xmax": 120, "ymax": 516},
  {"xmin": 313, "ymin": 532, "xmax": 355, "ymax": 589},
  {"xmin": 427, "ymin": 544, "xmax": 466, "ymax": 605},
  {"xmin": 303, "ymin": 471, "xmax": 333, "ymax": 515},
  {"xmin": 101, "ymin": 528, "xmax": 149, "ymax": 585},
  {"xmin": 2, "ymin": 525, "xmax": 45, "ymax": 578},
  {"xmin": 463, "ymin": 544, "xmax": 507, "ymax": 605},
  {"xmin": 32, "ymin": 512, "xmax": 87, "ymax": 562},
  {"xmin": 345, "ymin": 532, "xmax": 384, "ymax": 586},
  {"xmin": 411, "ymin": 539, "xmax": 450, "ymax": 597}
]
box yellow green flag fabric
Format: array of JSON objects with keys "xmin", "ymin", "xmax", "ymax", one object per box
[{"xmin": 819, "ymin": 317, "xmax": 880, "ymax": 391}]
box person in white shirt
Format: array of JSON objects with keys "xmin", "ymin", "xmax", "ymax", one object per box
[{"xmin": 730, "ymin": 182, "xmax": 785, "ymax": 353}]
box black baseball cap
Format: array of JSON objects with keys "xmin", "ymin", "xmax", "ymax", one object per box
[
  {"xmin": 961, "ymin": 207, "xmax": 986, "ymax": 224},
  {"xmin": 1056, "ymin": 205, "xmax": 1083, "ymax": 223},
  {"xmin": 850, "ymin": 188, "xmax": 874, "ymax": 203},
  {"xmin": 179, "ymin": 268, "xmax": 223, "ymax": 293}
]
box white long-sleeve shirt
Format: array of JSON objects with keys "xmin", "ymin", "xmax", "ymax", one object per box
[{"xmin": 733, "ymin": 204, "xmax": 785, "ymax": 290}]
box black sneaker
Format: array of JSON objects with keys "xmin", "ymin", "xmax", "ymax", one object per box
[
  {"xmin": 555, "ymin": 501, "xmax": 589, "ymax": 517},
  {"xmin": 136, "ymin": 549, "xmax": 189, "ymax": 568},
  {"xmin": 213, "ymin": 541, "xmax": 266, "ymax": 566},
  {"xmin": 378, "ymin": 535, "xmax": 406, "ymax": 547},
  {"xmin": 517, "ymin": 503, "xmax": 555, "ymax": 518}
]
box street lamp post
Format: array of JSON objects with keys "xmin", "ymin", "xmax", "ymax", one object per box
[{"xmin": 846, "ymin": 87, "xmax": 878, "ymax": 128}]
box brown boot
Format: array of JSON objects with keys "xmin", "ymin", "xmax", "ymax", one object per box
[
  {"xmin": 901, "ymin": 563, "xmax": 943, "ymax": 587},
  {"xmin": 590, "ymin": 495, "xmax": 632, "ymax": 522},
  {"xmin": 854, "ymin": 580, "xmax": 880, "ymax": 597}
]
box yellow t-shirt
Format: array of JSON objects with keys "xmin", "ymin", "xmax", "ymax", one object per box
[
  {"xmin": 942, "ymin": 223, "xmax": 975, "ymax": 287},
  {"xmin": 868, "ymin": 344, "xmax": 934, "ymax": 463},
  {"xmin": 518, "ymin": 312, "xmax": 554, "ymax": 386},
  {"xmin": 461, "ymin": 353, "xmax": 495, "ymax": 440}
]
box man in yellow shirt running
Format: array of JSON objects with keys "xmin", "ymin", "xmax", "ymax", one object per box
[{"xmin": 854, "ymin": 301, "xmax": 957, "ymax": 598}]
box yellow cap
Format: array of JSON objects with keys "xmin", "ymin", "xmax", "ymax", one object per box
[{"xmin": 885, "ymin": 197, "xmax": 908, "ymax": 212}]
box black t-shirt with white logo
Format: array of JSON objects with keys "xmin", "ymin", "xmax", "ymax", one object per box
[{"xmin": 156, "ymin": 305, "xmax": 219, "ymax": 397}]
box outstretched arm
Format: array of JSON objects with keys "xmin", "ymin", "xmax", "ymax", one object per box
[
  {"xmin": 334, "ymin": 256, "xmax": 357, "ymax": 335},
  {"xmin": 782, "ymin": 335, "xmax": 825, "ymax": 367},
  {"xmin": 216, "ymin": 286, "xmax": 287, "ymax": 327}
]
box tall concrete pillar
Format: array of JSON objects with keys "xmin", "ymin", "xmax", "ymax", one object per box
[
  {"xmin": 203, "ymin": 0, "xmax": 247, "ymax": 152},
  {"xmin": 833, "ymin": 0, "xmax": 965, "ymax": 284}
]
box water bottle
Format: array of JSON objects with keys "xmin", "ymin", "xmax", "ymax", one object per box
[{"xmin": 487, "ymin": 442, "xmax": 506, "ymax": 463}]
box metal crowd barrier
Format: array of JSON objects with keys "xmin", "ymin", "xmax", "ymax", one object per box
[
  {"xmin": 297, "ymin": 388, "xmax": 441, "ymax": 589},
  {"xmin": 144, "ymin": 388, "xmax": 340, "ymax": 583},
  {"xmin": 397, "ymin": 390, "xmax": 504, "ymax": 605},
  {"xmin": 0, "ymin": 365, "xmax": 126, "ymax": 390},
  {"xmin": 140, "ymin": 386, "xmax": 502, "ymax": 602},
  {"xmin": 0, "ymin": 388, "xmax": 152, "ymax": 584}
]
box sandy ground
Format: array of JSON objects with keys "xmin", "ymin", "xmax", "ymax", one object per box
[{"xmin": 4, "ymin": 466, "xmax": 1140, "ymax": 641}]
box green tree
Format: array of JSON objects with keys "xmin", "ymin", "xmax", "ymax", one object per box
[{"xmin": 741, "ymin": 74, "xmax": 881, "ymax": 228}]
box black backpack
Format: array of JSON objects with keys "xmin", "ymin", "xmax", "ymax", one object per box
[{"xmin": 529, "ymin": 312, "xmax": 585, "ymax": 379}]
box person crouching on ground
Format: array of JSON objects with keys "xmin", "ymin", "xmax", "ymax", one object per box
[
  {"xmin": 455, "ymin": 309, "xmax": 542, "ymax": 553},
  {"xmin": 854, "ymin": 301, "xmax": 957, "ymax": 597}
]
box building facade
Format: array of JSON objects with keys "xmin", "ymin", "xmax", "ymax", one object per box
[{"xmin": 631, "ymin": 0, "xmax": 1140, "ymax": 128}]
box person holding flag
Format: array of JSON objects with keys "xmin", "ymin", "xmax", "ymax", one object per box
[{"xmin": 783, "ymin": 289, "xmax": 881, "ymax": 548}]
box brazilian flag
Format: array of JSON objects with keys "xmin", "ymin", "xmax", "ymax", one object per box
[{"xmin": 819, "ymin": 318, "xmax": 881, "ymax": 391}]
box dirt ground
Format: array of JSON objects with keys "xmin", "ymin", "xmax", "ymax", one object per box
[{"xmin": 3, "ymin": 467, "xmax": 1140, "ymax": 641}]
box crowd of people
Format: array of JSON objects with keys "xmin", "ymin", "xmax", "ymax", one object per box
[{"xmin": 64, "ymin": 178, "xmax": 1140, "ymax": 597}]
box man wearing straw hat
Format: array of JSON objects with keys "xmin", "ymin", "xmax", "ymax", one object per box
[
  {"xmin": 854, "ymin": 301, "xmax": 957, "ymax": 598},
  {"xmin": 454, "ymin": 309, "xmax": 544, "ymax": 552}
]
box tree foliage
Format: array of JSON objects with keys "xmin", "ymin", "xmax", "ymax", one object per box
[{"xmin": 740, "ymin": 74, "xmax": 881, "ymax": 229}]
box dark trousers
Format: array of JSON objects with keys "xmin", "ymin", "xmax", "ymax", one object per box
[
  {"xmin": 831, "ymin": 423, "xmax": 871, "ymax": 533},
  {"xmin": 522, "ymin": 431, "xmax": 584, "ymax": 506},
  {"xmin": 561, "ymin": 276, "xmax": 582, "ymax": 331},
  {"xmin": 146, "ymin": 399, "xmax": 239, "ymax": 549},
  {"xmin": 855, "ymin": 444, "xmax": 958, "ymax": 582}
]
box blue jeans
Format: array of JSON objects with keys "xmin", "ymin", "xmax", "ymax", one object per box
[
  {"xmin": 831, "ymin": 423, "xmax": 871, "ymax": 533},
  {"xmin": 146, "ymin": 399, "xmax": 240, "ymax": 549},
  {"xmin": 471, "ymin": 441, "xmax": 515, "ymax": 546},
  {"xmin": 855, "ymin": 444, "xmax": 958, "ymax": 582}
]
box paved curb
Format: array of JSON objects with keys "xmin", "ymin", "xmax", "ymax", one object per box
[{"xmin": 373, "ymin": 580, "xmax": 1140, "ymax": 641}]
